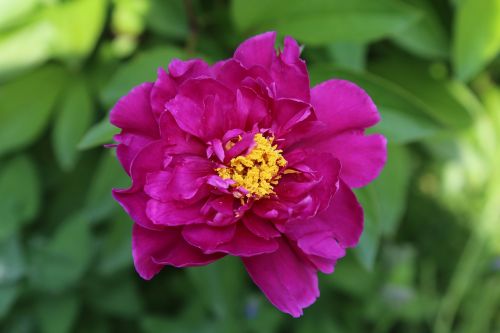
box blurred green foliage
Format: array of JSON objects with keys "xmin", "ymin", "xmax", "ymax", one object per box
[{"xmin": 0, "ymin": 0, "xmax": 499, "ymax": 332}]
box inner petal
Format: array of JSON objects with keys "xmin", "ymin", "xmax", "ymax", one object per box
[{"xmin": 216, "ymin": 133, "xmax": 287, "ymax": 199}]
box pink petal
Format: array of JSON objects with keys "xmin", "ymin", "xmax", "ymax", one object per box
[
  {"xmin": 168, "ymin": 59, "xmax": 211, "ymax": 82},
  {"xmin": 114, "ymin": 132, "xmax": 154, "ymax": 175},
  {"xmin": 234, "ymin": 31, "xmax": 277, "ymax": 69},
  {"xmin": 235, "ymin": 87, "xmax": 270, "ymax": 130},
  {"xmin": 210, "ymin": 224, "xmax": 279, "ymax": 256},
  {"xmin": 146, "ymin": 199, "xmax": 206, "ymax": 226},
  {"xmin": 311, "ymin": 79, "xmax": 380, "ymax": 134},
  {"xmin": 242, "ymin": 214, "xmax": 281, "ymax": 240},
  {"xmin": 151, "ymin": 67, "xmax": 177, "ymax": 118},
  {"xmin": 182, "ymin": 224, "xmax": 236, "ymax": 251},
  {"xmin": 271, "ymin": 45, "xmax": 310, "ymax": 102},
  {"xmin": 281, "ymin": 36, "xmax": 301, "ymax": 64},
  {"xmin": 112, "ymin": 190, "xmax": 162, "ymax": 231},
  {"xmin": 242, "ymin": 238, "xmax": 319, "ymax": 317},
  {"xmin": 112, "ymin": 141, "xmax": 167, "ymax": 230},
  {"xmin": 167, "ymin": 79, "xmax": 236, "ymax": 140},
  {"xmin": 158, "ymin": 112, "xmax": 205, "ymax": 156},
  {"xmin": 110, "ymin": 82, "xmax": 159, "ymax": 138},
  {"xmin": 144, "ymin": 156, "xmax": 213, "ymax": 202},
  {"xmin": 272, "ymin": 98, "xmax": 312, "ymax": 136},
  {"xmin": 132, "ymin": 224, "xmax": 223, "ymax": 279},
  {"xmin": 313, "ymin": 132, "xmax": 387, "ymax": 188},
  {"xmin": 286, "ymin": 180, "xmax": 363, "ymax": 249}
]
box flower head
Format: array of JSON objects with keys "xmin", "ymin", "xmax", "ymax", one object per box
[{"xmin": 110, "ymin": 32, "xmax": 386, "ymax": 317}]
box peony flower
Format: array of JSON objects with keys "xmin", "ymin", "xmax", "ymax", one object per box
[{"xmin": 110, "ymin": 31, "xmax": 386, "ymax": 317}]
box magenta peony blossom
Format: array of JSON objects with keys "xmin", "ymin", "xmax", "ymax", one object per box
[{"xmin": 110, "ymin": 32, "xmax": 386, "ymax": 317}]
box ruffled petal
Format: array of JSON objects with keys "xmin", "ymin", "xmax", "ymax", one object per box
[
  {"xmin": 242, "ymin": 214, "xmax": 280, "ymax": 240},
  {"xmin": 234, "ymin": 31, "xmax": 277, "ymax": 69},
  {"xmin": 286, "ymin": 180, "xmax": 363, "ymax": 250},
  {"xmin": 242, "ymin": 238, "xmax": 319, "ymax": 317},
  {"xmin": 146, "ymin": 199, "xmax": 206, "ymax": 226},
  {"xmin": 158, "ymin": 112, "xmax": 205, "ymax": 155},
  {"xmin": 182, "ymin": 224, "xmax": 236, "ymax": 251},
  {"xmin": 132, "ymin": 224, "xmax": 223, "ymax": 279},
  {"xmin": 110, "ymin": 83, "xmax": 159, "ymax": 137},
  {"xmin": 311, "ymin": 79, "xmax": 380, "ymax": 134},
  {"xmin": 312, "ymin": 132, "xmax": 387, "ymax": 188},
  {"xmin": 151, "ymin": 67, "xmax": 177, "ymax": 118},
  {"xmin": 210, "ymin": 224, "xmax": 279, "ymax": 256},
  {"xmin": 272, "ymin": 98, "xmax": 312, "ymax": 137},
  {"xmin": 167, "ymin": 78, "xmax": 236, "ymax": 140},
  {"xmin": 271, "ymin": 37, "xmax": 310, "ymax": 101},
  {"xmin": 144, "ymin": 156, "xmax": 213, "ymax": 202},
  {"xmin": 114, "ymin": 132, "xmax": 154, "ymax": 175},
  {"xmin": 112, "ymin": 141, "xmax": 167, "ymax": 230},
  {"xmin": 168, "ymin": 58, "xmax": 212, "ymax": 82}
]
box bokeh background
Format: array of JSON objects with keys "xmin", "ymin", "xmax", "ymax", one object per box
[{"xmin": 1, "ymin": 0, "xmax": 499, "ymax": 332}]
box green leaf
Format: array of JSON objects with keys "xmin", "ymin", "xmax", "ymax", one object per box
[
  {"xmin": 372, "ymin": 107, "xmax": 437, "ymax": 144},
  {"xmin": 231, "ymin": 0, "xmax": 421, "ymax": 44},
  {"xmin": 52, "ymin": 78, "xmax": 94, "ymax": 171},
  {"xmin": 0, "ymin": 18, "xmax": 54, "ymax": 78},
  {"xmin": 0, "ymin": 0, "xmax": 107, "ymax": 77},
  {"xmin": 453, "ymin": 0, "xmax": 500, "ymax": 81},
  {"xmin": 96, "ymin": 214, "xmax": 132, "ymax": 275},
  {"xmin": 83, "ymin": 151, "xmax": 128, "ymax": 223},
  {"xmin": 0, "ymin": 0, "xmax": 38, "ymax": 30},
  {"xmin": 47, "ymin": 0, "xmax": 108, "ymax": 65},
  {"xmin": 391, "ymin": 0, "xmax": 449, "ymax": 58},
  {"xmin": 371, "ymin": 145, "xmax": 412, "ymax": 237},
  {"xmin": 0, "ymin": 65, "xmax": 66, "ymax": 156},
  {"xmin": 101, "ymin": 46, "xmax": 186, "ymax": 107},
  {"xmin": 87, "ymin": 275, "xmax": 143, "ymax": 317},
  {"xmin": 187, "ymin": 256, "xmax": 244, "ymax": 321},
  {"xmin": 309, "ymin": 64, "xmax": 440, "ymax": 143},
  {"xmin": 369, "ymin": 54, "xmax": 474, "ymax": 129},
  {"xmin": 354, "ymin": 186, "xmax": 380, "ymax": 271},
  {"xmin": 0, "ymin": 284, "xmax": 19, "ymax": 320},
  {"xmin": 78, "ymin": 117, "xmax": 119, "ymax": 150},
  {"xmin": 29, "ymin": 214, "xmax": 92, "ymax": 292},
  {"xmin": 0, "ymin": 155, "xmax": 40, "ymax": 240},
  {"xmin": 0, "ymin": 236, "xmax": 26, "ymax": 284},
  {"xmin": 35, "ymin": 295, "xmax": 79, "ymax": 333},
  {"xmin": 147, "ymin": 0, "xmax": 188, "ymax": 39},
  {"xmin": 327, "ymin": 43, "xmax": 367, "ymax": 71}
]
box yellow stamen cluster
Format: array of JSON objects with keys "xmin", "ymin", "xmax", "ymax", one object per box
[{"xmin": 217, "ymin": 133, "xmax": 287, "ymax": 198}]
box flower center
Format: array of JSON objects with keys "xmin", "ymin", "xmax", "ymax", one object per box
[{"xmin": 216, "ymin": 133, "xmax": 287, "ymax": 199}]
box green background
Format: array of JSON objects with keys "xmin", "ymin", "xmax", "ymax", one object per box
[{"xmin": 1, "ymin": 0, "xmax": 499, "ymax": 332}]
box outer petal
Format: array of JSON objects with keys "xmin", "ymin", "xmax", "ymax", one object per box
[
  {"xmin": 144, "ymin": 156, "xmax": 213, "ymax": 202},
  {"xmin": 286, "ymin": 180, "xmax": 363, "ymax": 250},
  {"xmin": 311, "ymin": 79, "xmax": 380, "ymax": 134},
  {"xmin": 272, "ymin": 98, "xmax": 312, "ymax": 137},
  {"xmin": 112, "ymin": 141, "xmax": 167, "ymax": 230},
  {"xmin": 271, "ymin": 36, "xmax": 310, "ymax": 101},
  {"xmin": 168, "ymin": 59, "xmax": 211, "ymax": 82},
  {"xmin": 182, "ymin": 224, "xmax": 236, "ymax": 251},
  {"xmin": 209, "ymin": 224, "xmax": 279, "ymax": 256},
  {"xmin": 234, "ymin": 31, "xmax": 277, "ymax": 69},
  {"xmin": 243, "ymin": 214, "xmax": 280, "ymax": 240},
  {"xmin": 167, "ymin": 79, "xmax": 236, "ymax": 140},
  {"xmin": 110, "ymin": 82, "xmax": 159, "ymax": 138},
  {"xmin": 146, "ymin": 199, "xmax": 206, "ymax": 226},
  {"xmin": 132, "ymin": 224, "xmax": 223, "ymax": 280},
  {"xmin": 114, "ymin": 132, "xmax": 154, "ymax": 176},
  {"xmin": 312, "ymin": 132, "xmax": 387, "ymax": 188},
  {"xmin": 242, "ymin": 238, "xmax": 319, "ymax": 317},
  {"xmin": 151, "ymin": 67, "xmax": 177, "ymax": 118}
]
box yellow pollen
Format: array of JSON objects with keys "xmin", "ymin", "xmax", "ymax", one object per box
[{"xmin": 216, "ymin": 133, "xmax": 287, "ymax": 198}]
